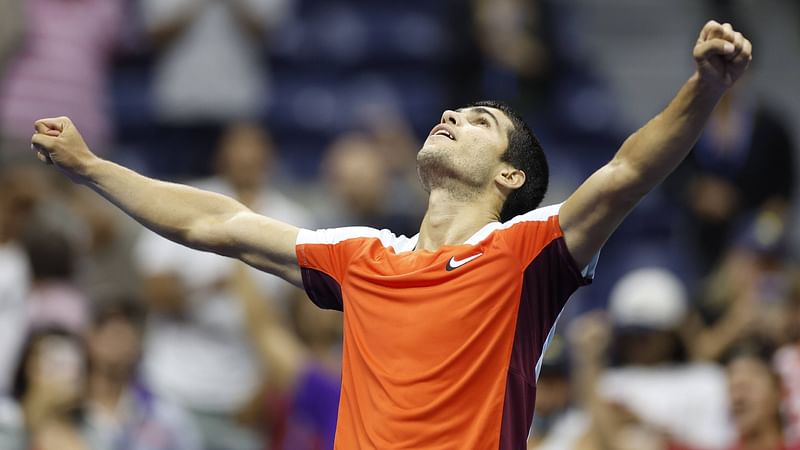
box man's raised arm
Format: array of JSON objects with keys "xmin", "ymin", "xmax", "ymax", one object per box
[
  {"xmin": 31, "ymin": 117, "xmax": 302, "ymax": 286},
  {"xmin": 559, "ymin": 20, "xmax": 753, "ymax": 267}
]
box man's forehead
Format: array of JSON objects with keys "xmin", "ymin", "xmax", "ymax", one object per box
[
  {"xmin": 455, "ymin": 105, "xmax": 504, "ymax": 115},
  {"xmin": 455, "ymin": 106, "xmax": 512, "ymax": 127}
]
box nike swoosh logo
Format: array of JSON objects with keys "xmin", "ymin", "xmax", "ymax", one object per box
[{"xmin": 445, "ymin": 253, "xmax": 483, "ymax": 271}]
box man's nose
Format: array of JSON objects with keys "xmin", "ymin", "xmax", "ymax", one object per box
[{"xmin": 441, "ymin": 110, "xmax": 461, "ymax": 125}]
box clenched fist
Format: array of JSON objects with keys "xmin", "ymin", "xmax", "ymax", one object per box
[
  {"xmin": 30, "ymin": 117, "xmax": 98, "ymax": 183},
  {"xmin": 693, "ymin": 20, "xmax": 752, "ymax": 89}
]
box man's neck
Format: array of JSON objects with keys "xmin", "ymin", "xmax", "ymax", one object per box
[
  {"xmin": 416, "ymin": 189, "xmax": 498, "ymax": 252},
  {"xmin": 88, "ymin": 372, "xmax": 128, "ymax": 416}
]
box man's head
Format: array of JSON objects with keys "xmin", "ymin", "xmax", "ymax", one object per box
[{"xmin": 417, "ymin": 101, "xmax": 548, "ymax": 222}]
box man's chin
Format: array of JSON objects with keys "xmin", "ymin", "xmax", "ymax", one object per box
[
  {"xmin": 417, "ymin": 142, "xmax": 437, "ymax": 157},
  {"xmin": 416, "ymin": 146, "xmax": 445, "ymax": 171},
  {"xmin": 417, "ymin": 150, "xmax": 460, "ymax": 191}
]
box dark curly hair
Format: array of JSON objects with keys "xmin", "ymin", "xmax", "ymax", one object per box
[{"xmin": 467, "ymin": 101, "xmax": 549, "ymax": 222}]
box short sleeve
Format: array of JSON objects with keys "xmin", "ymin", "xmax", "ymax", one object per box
[
  {"xmin": 498, "ymin": 203, "xmax": 598, "ymax": 283},
  {"xmin": 295, "ymin": 226, "xmax": 398, "ymax": 311}
]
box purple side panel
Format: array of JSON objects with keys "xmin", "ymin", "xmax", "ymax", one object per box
[
  {"xmin": 301, "ymin": 267, "xmax": 344, "ymax": 311},
  {"xmin": 498, "ymin": 237, "xmax": 591, "ymax": 449}
]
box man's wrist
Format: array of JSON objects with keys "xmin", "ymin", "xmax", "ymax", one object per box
[
  {"xmin": 77, "ymin": 156, "xmax": 106, "ymax": 184},
  {"xmin": 690, "ymin": 71, "xmax": 728, "ymax": 99}
]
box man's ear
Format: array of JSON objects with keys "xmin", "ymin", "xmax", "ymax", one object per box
[{"xmin": 496, "ymin": 166, "xmax": 526, "ymax": 192}]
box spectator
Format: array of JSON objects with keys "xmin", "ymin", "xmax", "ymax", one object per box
[
  {"xmin": 20, "ymin": 220, "xmax": 90, "ymax": 334},
  {"xmin": 668, "ymin": 77, "xmax": 796, "ymax": 275},
  {"xmin": 134, "ymin": 122, "xmax": 312, "ymax": 450},
  {"xmin": 675, "ymin": 340, "xmax": 800, "ymax": 450},
  {"xmin": 774, "ymin": 275, "xmax": 800, "ymax": 443},
  {"xmin": 141, "ymin": 0, "xmax": 290, "ymax": 122},
  {"xmin": 359, "ymin": 108, "xmax": 428, "ymax": 226},
  {"xmin": 83, "ymin": 300, "xmax": 201, "ymax": 450},
  {"xmin": 723, "ymin": 342, "xmax": 800, "ymax": 450},
  {"xmin": 470, "ymin": 0, "xmax": 554, "ymax": 108},
  {"xmin": 318, "ymin": 131, "xmax": 418, "ymax": 236},
  {"xmin": 566, "ymin": 311, "xmax": 669, "ymax": 450},
  {"xmin": 0, "ymin": 0, "xmax": 24, "ymax": 74},
  {"xmin": 528, "ymin": 334, "xmax": 590, "ymax": 450},
  {"xmin": 0, "ymin": 328, "xmax": 89, "ymax": 450},
  {"xmin": 593, "ymin": 268, "xmax": 733, "ymax": 449},
  {"xmin": 0, "ymin": 167, "xmax": 38, "ymax": 394},
  {"xmin": 687, "ymin": 222, "xmax": 792, "ymax": 362},
  {"xmin": 231, "ymin": 263, "xmax": 341, "ymax": 450},
  {"xmin": 0, "ymin": 0, "xmax": 124, "ymax": 160},
  {"xmin": 65, "ymin": 185, "xmax": 143, "ymax": 303}
]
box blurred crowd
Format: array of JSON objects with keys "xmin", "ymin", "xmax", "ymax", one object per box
[{"xmin": 0, "ymin": 0, "xmax": 798, "ymax": 449}]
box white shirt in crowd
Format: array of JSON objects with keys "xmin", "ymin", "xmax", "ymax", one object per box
[
  {"xmin": 599, "ymin": 363, "xmax": 735, "ymax": 449},
  {"xmin": 0, "ymin": 243, "xmax": 29, "ymax": 395},
  {"xmin": 141, "ymin": 0, "xmax": 291, "ymax": 122}
]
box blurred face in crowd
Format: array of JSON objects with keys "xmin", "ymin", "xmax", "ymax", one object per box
[
  {"xmin": 323, "ymin": 134, "xmax": 388, "ymax": 216},
  {"xmin": 417, "ymin": 107, "xmax": 514, "ymax": 197},
  {"xmin": 216, "ymin": 123, "xmax": 273, "ymax": 191},
  {"xmin": 88, "ymin": 314, "xmax": 143, "ymax": 380},
  {"xmin": 24, "ymin": 334, "xmax": 87, "ymax": 410},
  {"xmin": 727, "ymin": 355, "xmax": 782, "ymax": 436},
  {"xmin": 615, "ymin": 330, "xmax": 682, "ymax": 366},
  {"xmin": 0, "ymin": 166, "xmax": 45, "ymax": 241}
]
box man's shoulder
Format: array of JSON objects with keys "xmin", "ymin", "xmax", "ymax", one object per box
[
  {"xmin": 502, "ymin": 203, "xmax": 563, "ymax": 227},
  {"xmin": 297, "ymin": 226, "xmax": 417, "ymax": 253},
  {"xmin": 464, "ymin": 203, "xmax": 563, "ymax": 246}
]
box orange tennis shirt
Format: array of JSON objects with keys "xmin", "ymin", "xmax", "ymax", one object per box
[{"xmin": 295, "ymin": 203, "xmax": 597, "ymax": 449}]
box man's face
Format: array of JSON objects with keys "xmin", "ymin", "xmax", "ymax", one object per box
[{"xmin": 417, "ymin": 107, "xmax": 513, "ymax": 194}]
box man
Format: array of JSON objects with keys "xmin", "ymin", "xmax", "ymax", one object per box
[{"xmin": 30, "ymin": 20, "xmax": 751, "ymax": 449}]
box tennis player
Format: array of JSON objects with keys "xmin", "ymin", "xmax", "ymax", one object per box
[{"xmin": 31, "ymin": 20, "xmax": 751, "ymax": 450}]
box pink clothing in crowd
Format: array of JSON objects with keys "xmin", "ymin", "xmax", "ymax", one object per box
[
  {"xmin": 27, "ymin": 281, "xmax": 89, "ymax": 333},
  {"xmin": 0, "ymin": 0, "xmax": 123, "ymax": 150},
  {"xmin": 776, "ymin": 345, "xmax": 800, "ymax": 443}
]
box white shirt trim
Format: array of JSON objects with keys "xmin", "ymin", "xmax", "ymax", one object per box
[{"xmin": 297, "ymin": 227, "xmax": 418, "ymax": 253}]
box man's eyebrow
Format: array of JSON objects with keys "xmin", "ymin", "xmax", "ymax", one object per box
[{"xmin": 457, "ymin": 107, "xmax": 500, "ymax": 127}]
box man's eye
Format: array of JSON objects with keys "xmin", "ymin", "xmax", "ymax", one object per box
[{"xmin": 477, "ymin": 118, "xmax": 489, "ymax": 127}]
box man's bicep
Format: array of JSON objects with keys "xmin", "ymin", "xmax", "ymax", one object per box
[
  {"xmin": 560, "ymin": 161, "xmax": 641, "ymax": 268},
  {"xmin": 224, "ymin": 211, "xmax": 303, "ymax": 287}
]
